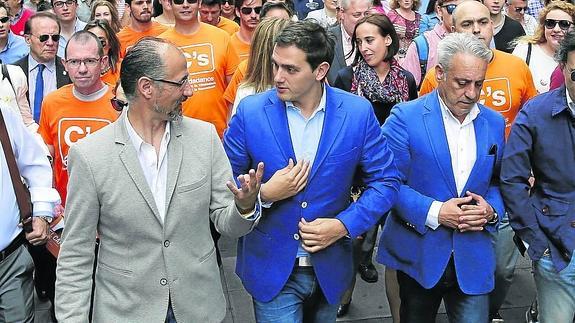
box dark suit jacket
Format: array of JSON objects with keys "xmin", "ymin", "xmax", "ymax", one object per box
[
  {"xmin": 501, "ymin": 86, "xmax": 575, "ymax": 271},
  {"xmin": 14, "ymin": 55, "xmax": 72, "ymax": 104},
  {"xmin": 327, "ymin": 24, "xmax": 348, "ymax": 85}
]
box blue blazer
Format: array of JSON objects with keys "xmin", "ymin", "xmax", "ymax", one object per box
[
  {"xmin": 501, "ymin": 86, "xmax": 575, "ymax": 271},
  {"xmin": 223, "ymin": 86, "xmax": 401, "ymax": 304},
  {"xmin": 378, "ymin": 90, "xmax": 505, "ymax": 295}
]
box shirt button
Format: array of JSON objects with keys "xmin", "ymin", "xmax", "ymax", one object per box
[
  {"xmin": 570, "ymin": 221, "xmax": 575, "ymax": 228},
  {"xmin": 164, "ymin": 240, "xmax": 170, "ymax": 247},
  {"xmin": 301, "ymin": 202, "xmax": 308, "ymax": 208},
  {"xmin": 293, "ymin": 233, "xmax": 300, "ymax": 240},
  {"xmin": 160, "ymin": 278, "xmax": 167, "ymax": 286},
  {"xmin": 542, "ymin": 206, "xmax": 549, "ymax": 214}
]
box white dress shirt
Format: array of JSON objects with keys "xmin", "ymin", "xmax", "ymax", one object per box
[
  {"xmin": 426, "ymin": 95, "xmax": 479, "ymax": 229},
  {"xmin": 125, "ymin": 115, "xmax": 170, "ymax": 223},
  {"xmin": 0, "ymin": 106, "xmax": 60, "ymax": 250},
  {"xmin": 340, "ymin": 24, "xmax": 355, "ymax": 66},
  {"xmin": 28, "ymin": 55, "xmax": 58, "ymax": 118}
]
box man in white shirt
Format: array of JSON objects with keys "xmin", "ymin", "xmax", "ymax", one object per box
[
  {"xmin": 505, "ymin": 0, "xmax": 537, "ymax": 36},
  {"xmin": 0, "ymin": 105, "xmax": 60, "ymax": 323},
  {"xmin": 379, "ymin": 32, "xmax": 505, "ymax": 322}
]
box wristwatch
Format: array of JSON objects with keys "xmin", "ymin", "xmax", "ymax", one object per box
[
  {"xmin": 487, "ymin": 212, "xmax": 499, "ymax": 225},
  {"xmin": 39, "ymin": 216, "xmax": 53, "ymax": 224}
]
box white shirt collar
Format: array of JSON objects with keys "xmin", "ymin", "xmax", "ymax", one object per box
[
  {"xmin": 437, "ymin": 94, "xmax": 480, "ymax": 126},
  {"xmin": 124, "ymin": 113, "xmax": 171, "ymax": 151}
]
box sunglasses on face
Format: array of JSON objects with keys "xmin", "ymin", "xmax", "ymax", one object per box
[
  {"xmin": 240, "ymin": 6, "xmax": 262, "ymax": 14},
  {"xmin": 440, "ymin": 3, "xmax": 457, "ymax": 15},
  {"xmin": 172, "ymin": 0, "xmax": 198, "ymax": 5},
  {"xmin": 544, "ymin": 18, "xmax": 573, "ymax": 31},
  {"xmin": 514, "ymin": 6, "xmax": 527, "ymax": 12},
  {"xmin": 32, "ymin": 34, "xmax": 61, "ymax": 42},
  {"xmin": 111, "ymin": 97, "xmax": 128, "ymax": 111},
  {"xmin": 0, "ymin": 16, "xmax": 9, "ymax": 24},
  {"xmin": 53, "ymin": 0, "xmax": 76, "ymax": 8}
]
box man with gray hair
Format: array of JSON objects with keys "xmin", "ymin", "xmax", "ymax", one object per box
[
  {"xmin": 55, "ymin": 37, "xmax": 263, "ymax": 322},
  {"xmin": 379, "ymin": 32, "xmax": 505, "ymax": 322}
]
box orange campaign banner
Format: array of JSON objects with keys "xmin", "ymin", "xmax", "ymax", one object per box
[{"xmin": 57, "ymin": 117, "xmax": 114, "ymax": 169}]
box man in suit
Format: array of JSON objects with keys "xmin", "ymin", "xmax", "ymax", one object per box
[
  {"xmin": 326, "ymin": 0, "xmax": 371, "ymax": 85},
  {"xmin": 378, "ymin": 32, "xmax": 505, "ymax": 322},
  {"xmin": 54, "ymin": 37, "xmax": 263, "ymax": 322},
  {"xmin": 15, "ymin": 11, "xmax": 71, "ymax": 130},
  {"xmin": 224, "ymin": 20, "xmax": 401, "ymax": 322},
  {"xmin": 501, "ymin": 31, "xmax": 575, "ymax": 323}
]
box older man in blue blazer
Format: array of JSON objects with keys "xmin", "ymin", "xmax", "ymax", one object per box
[
  {"xmin": 378, "ymin": 32, "xmax": 505, "ymax": 323},
  {"xmin": 501, "ymin": 31, "xmax": 575, "ymax": 323},
  {"xmin": 224, "ymin": 20, "xmax": 400, "ymax": 322}
]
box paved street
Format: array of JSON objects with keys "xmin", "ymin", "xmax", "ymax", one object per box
[{"xmin": 35, "ymin": 235, "xmax": 536, "ymax": 323}]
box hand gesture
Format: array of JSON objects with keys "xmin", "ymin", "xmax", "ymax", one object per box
[
  {"xmin": 260, "ymin": 158, "xmax": 310, "ymax": 203},
  {"xmin": 227, "ymin": 162, "xmax": 264, "ymax": 213},
  {"xmin": 298, "ymin": 218, "xmax": 348, "ymax": 253},
  {"xmin": 458, "ymin": 191, "xmax": 494, "ymax": 232},
  {"xmin": 438, "ymin": 196, "xmax": 473, "ymax": 230}
]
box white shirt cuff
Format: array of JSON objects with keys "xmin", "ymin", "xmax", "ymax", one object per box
[
  {"xmin": 32, "ymin": 201, "xmax": 54, "ymax": 217},
  {"xmin": 260, "ymin": 183, "xmax": 273, "ymax": 208},
  {"xmin": 426, "ymin": 201, "xmax": 442, "ymax": 230}
]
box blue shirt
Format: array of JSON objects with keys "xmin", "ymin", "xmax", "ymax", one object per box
[
  {"xmin": 57, "ymin": 19, "xmax": 87, "ymax": 58},
  {"xmin": 0, "ymin": 33, "xmax": 29, "ymax": 64},
  {"xmin": 285, "ymin": 87, "xmax": 326, "ymax": 258}
]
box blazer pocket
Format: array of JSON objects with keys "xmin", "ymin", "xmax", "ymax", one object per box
[
  {"xmin": 98, "ymin": 261, "xmax": 133, "ymax": 277},
  {"xmin": 325, "ymin": 147, "xmax": 358, "ymax": 164},
  {"xmin": 177, "ymin": 175, "xmax": 208, "ymax": 193},
  {"xmin": 198, "ymin": 246, "xmax": 216, "ymax": 264},
  {"xmin": 532, "ymin": 197, "xmax": 570, "ymax": 216}
]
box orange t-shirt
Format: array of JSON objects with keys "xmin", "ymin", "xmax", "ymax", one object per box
[
  {"xmin": 117, "ymin": 22, "xmax": 168, "ymax": 57},
  {"xmin": 230, "ymin": 32, "xmax": 251, "ymax": 61},
  {"xmin": 159, "ymin": 23, "xmax": 240, "ymax": 137},
  {"xmin": 419, "ymin": 50, "xmax": 537, "ymax": 138},
  {"xmin": 223, "ymin": 59, "xmax": 248, "ymax": 105},
  {"xmin": 38, "ymin": 85, "xmax": 118, "ymax": 205},
  {"xmin": 218, "ymin": 17, "xmax": 240, "ymax": 36},
  {"xmin": 101, "ymin": 62, "xmax": 122, "ymax": 88}
]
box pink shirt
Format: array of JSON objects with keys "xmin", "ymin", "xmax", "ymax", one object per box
[{"xmin": 399, "ymin": 23, "xmax": 447, "ymax": 86}]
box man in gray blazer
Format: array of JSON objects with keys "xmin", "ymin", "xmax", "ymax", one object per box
[{"xmin": 55, "ymin": 37, "xmax": 263, "ymax": 323}]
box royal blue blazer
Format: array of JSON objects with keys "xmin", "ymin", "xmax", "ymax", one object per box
[
  {"xmin": 378, "ymin": 90, "xmax": 505, "ymax": 295},
  {"xmin": 223, "ymin": 86, "xmax": 401, "ymax": 304}
]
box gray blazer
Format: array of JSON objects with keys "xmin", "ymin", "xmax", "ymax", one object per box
[
  {"xmin": 55, "ymin": 112, "xmax": 256, "ymax": 323},
  {"xmin": 327, "ymin": 24, "xmax": 348, "ymax": 85}
]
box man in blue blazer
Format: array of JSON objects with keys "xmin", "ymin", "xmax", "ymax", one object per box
[
  {"xmin": 500, "ymin": 31, "xmax": 575, "ymax": 323},
  {"xmin": 224, "ymin": 20, "xmax": 401, "ymax": 322},
  {"xmin": 378, "ymin": 33, "xmax": 505, "ymax": 322}
]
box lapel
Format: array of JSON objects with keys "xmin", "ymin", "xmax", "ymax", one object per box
[
  {"xmin": 422, "ymin": 90, "xmax": 457, "ymax": 197},
  {"xmin": 333, "ymin": 26, "xmax": 346, "ymax": 67},
  {"xmin": 164, "ymin": 120, "xmax": 183, "ymax": 218},
  {"xmin": 308, "ymin": 86, "xmax": 346, "ymax": 181},
  {"xmin": 460, "ymin": 109, "xmax": 489, "ymax": 195},
  {"xmin": 55, "ymin": 56, "xmax": 71, "ymax": 87},
  {"xmin": 264, "ymin": 91, "xmax": 296, "ymax": 161},
  {"xmin": 115, "ymin": 112, "xmax": 163, "ymax": 225}
]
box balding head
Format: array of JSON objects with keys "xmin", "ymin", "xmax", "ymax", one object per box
[{"xmin": 452, "ymin": 1, "xmax": 493, "ymax": 46}]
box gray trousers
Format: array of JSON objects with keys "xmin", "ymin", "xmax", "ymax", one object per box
[{"xmin": 0, "ymin": 244, "xmax": 35, "ymax": 323}]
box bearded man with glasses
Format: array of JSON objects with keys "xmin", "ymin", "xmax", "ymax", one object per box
[{"xmin": 230, "ymin": 0, "xmax": 262, "ymax": 60}]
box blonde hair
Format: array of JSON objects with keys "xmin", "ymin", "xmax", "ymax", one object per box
[
  {"xmin": 90, "ymin": 0, "xmax": 122, "ymax": 33},
  {"xmin": 518, "ymin": 0, "xmax": 575, "ymax": 44},
  {"xmin": 243, "ymin": 18, "xmax": 291, "ymax": 93},
  {"xmin": 389, "ymin": 0, "xmax": 420, "ymax": 11}
]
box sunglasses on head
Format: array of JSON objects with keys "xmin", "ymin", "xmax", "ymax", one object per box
[
  {"xmin": 0, "ymin": 16, "xmax": 9, "ymax": 24},
  {"xmin": 32, "ymin": 34, "xmax": 61, "ymax": 42},
  {"xmin": 111, "ymin": 97, "xmax": 128, "ymax": 111},
  {"xmin": 172, "ymin": 0, "xmax": 198, "ymax": 4},
  {"xmin": 544, "ymin": 18, "xmax": 573, "ymax": 31},
  {"xmin": 440, "ymin": 3, "xmax": 457, "ymax": 15},
  {"xmin": 514, "ymin": 6, "xmax": 527, "ymax": 12},
  {"xmin": 240, "ymin": 6, "xmax": 262, "ymax": 14}
]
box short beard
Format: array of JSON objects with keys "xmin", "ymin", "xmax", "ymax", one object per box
[{"xmin": 153, "ymin": 102, "xmax": 183, "ymax": 122}]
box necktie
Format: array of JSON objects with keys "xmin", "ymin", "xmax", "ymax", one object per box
[{"xmin": 33, "ymin": 64, "xmax": 45, "ymax": 123}]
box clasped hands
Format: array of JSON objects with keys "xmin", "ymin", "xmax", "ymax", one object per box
[{"xmin": 439, "ymin": 191, "xmax": 495, "ymax": 232}]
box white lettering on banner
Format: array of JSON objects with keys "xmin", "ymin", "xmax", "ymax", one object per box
[
  {"xmin": 478, "ymin": 77, "xmax": 512, "ymax": 113},
  {"xmin": 57, "ymin": 117, "xmax": 113, "ymax": 168},
  {"xmin": 179, "ymin": 43, "xmax": 215, "ymax": 75}
]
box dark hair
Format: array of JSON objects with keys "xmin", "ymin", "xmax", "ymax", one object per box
[
  {"xmin": 556, "ymin": 31, "xmax": 575, "ymax": 63},
  {"xmin": 121, "ymin": 37, "xmax": 168, "ymax": 101},
  {"xmin": 37, "ymin": 0, "xmax": 53, "ymax": 11},
  {"xmin": 24, "ymin": 12, "xmax": 61, "ymax": 35},
  {"xmin": 275, "ymin": 20, "xmax": 335, "ymax": 71},
  {"xmin": 260, "ymin": 1, "xmax": 293, "ymax": 18},
  {"xmin": 350, "ymin": 14, "xmax": 399, "ymax": 65},
  {"xmin": 235, "ymin": 0, "xmax": 260, "ymax": 10},
  {"xmin": 153, "ymin": 0, "xmax": 163, "ymax": 17},
  {"xmin": 84, "ymin": 19, "xmax": 121, "ymax": 72},
  {"xmin": 65, "ymin": 30, "xmax": 104, "ymax": 59},
  {"xmin": 202, "ymin": 0, "xmax": 221, "ymax": 6},
  {"xmin": 426, "ymin": 0, "xmax": 437, "ymax": 14}
]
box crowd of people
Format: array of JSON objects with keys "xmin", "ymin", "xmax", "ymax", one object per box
[{"xmin": 0, "ymin": 0, "xmax": 574, "ymax": 322}]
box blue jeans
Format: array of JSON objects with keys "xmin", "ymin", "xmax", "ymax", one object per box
[
  {"xmin": 533, "ymin": 251, "xmax": 575, "ymax": 323},
  {"xmin": 253, "ymin": 266, "xmax": 338, "ymax": 323},
  {"xmin": 397, "ymin": 258, "xmax": 489, "ymax": 323}
]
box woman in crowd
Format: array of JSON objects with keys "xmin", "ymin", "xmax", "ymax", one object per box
[
  {"xmin": 85, "ymin": 19, "xmax": 122, "ymax": 88},
  {"xmin": 333, "ymin": 13, "xmax": 417, "ymax": 320},
  {"xmin": 90, "ymin": 0, "xmax": 122, "ymax": 32},
  {"xmin": 512, "ymin": 1, "xmax": 575, "ymax": 93},
  {"xmin": 386, "ymin": 0, "xmax": 421, "ymax": 59},
  {"xmin": 419, "ymin": 0, "xmax": 439, "ymax": 33},
  {"xmin": 224, "ymin": 17, "xmax": 291, "ymax": 115}
]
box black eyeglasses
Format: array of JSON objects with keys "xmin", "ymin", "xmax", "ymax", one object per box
[
  {"xmin": 240, "ymin": 6, "xmax": 262, "ymax": 14},
  {"xmin": 544, "ymin": 18, "xmax": 573, "ymax": 31},
  {"xmin": 172, "ymin": 0, "xmax": 198, "ymax": 5},
  {"xmin": 513, "ymin": 6, "xmax": 527, "ymax": 13},
  {"xmin": 32, "ymin": 34, "xmax": 61, "ymax": 42},
  {"xmin": 0, "ymin": 17, "xmax": 9, "ymax": 24},
  {"xmin": 53, "ymin": 0, "xmax": 76, "ymax": 7},
  {"xmin": 111, "ymin": 97, "xmax": 128, "ymax": 111},
  {"xmin": 440, "ymin": 3, "xmax": 457, "ymax": 15},
  {"xmin": 148, "ymin": 76, "xmax": 189, "ymax": 88}
]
